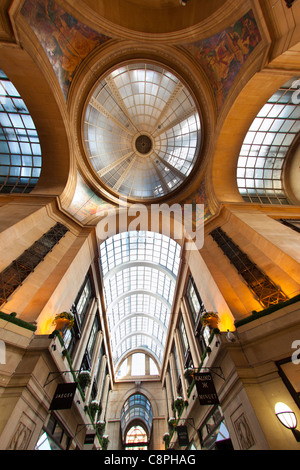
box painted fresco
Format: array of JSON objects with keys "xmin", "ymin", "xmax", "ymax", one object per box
[
  {"xmin": 183, "ymin": 10, "xmax": 262, "ymax": 109},
  {"xmin": 21, "ymin": 0, "xmax": 111, "ymax": 99},
  {"xmin": 67, "ymin": 172, "xmax": 211, "ymax": 226},
  {"xmin": 67, "ymin": 173, "xmax": 115, "ymax": 222}
]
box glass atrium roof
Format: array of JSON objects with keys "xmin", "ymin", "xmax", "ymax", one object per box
[
  {"xmin": 100, "ymin": 231, "xmax": 181, "ymax": 371},
  {"xmin": 237, "ymin": 77, "xmax": 300, "ymax": 204},
  {"xmin": 83, "ymin": 63, "xmax": 201, "ymax": 200}
]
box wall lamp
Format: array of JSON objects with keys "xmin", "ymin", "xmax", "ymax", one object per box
[
  {"xmin": 179, "ymin": 0, "xmax": 191, "ymax": 5},
  {"xmin": 275, "ymin": 402, "xmax": 300, "ymax": 442}
]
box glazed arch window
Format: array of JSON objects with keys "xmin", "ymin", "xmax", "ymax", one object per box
[
  {"xmin": 237, "ymin": 77, "xmax": 300, "ymax": 204},
  {"xmin": 0, "ymin": 69, "xmax": 42, "ymax": 193}
]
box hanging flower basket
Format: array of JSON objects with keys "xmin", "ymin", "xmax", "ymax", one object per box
[
  {"xmin": 101, "ymin": 435, "xmax": 109, "ymax": 450},
  {"xmin": 90, "ymin": 400, "xmax": 102, "ymax": 420},
  {"xmin": 96, "ymin": 420, "xmax": 106, "ymax": 437},
  {"xmin": 168, "ymin": 417, "xmax": 177, "ymax": 430},
  {"xmin": 163, "ymin": 432, "xmax": 170, "ymax": 448},
  {"xmin": 200, "ymin": 311, "xmax": 219, "ymax": 329},
  {"xmin": 52, "ymin": 311, "xmax": 74, "ymax": 332},
  {"xmin": 77, "ymin": 370, "xmax": 91, "ymax": 392},
  {"xmin": 184, "ymin": 368, "xmax": 194, "ymax": 384},
  {"xmin": 174, "ymin": 396, "xmax": 185, "ymax": 415}
]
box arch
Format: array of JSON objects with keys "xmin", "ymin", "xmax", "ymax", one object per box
[
  {"xmin": 0, "ymin": 44, "xmax": 70, "ymax": 197},
  {"xmin": 125, "ymin": 424, "xmax": 148, "ymax": 446},
  {"xmin": 120, "ymin": 393, "xmax": 153, "ymax": 442},
  {"xmin": 0, "ymin": 69, "xmax": 42, "ymax": 194},
  {"xmin": 212, "ymin": 69, "xmax": 300, "ymax": 204},
  {"xmin": 236, "ymin": 76, "xmax": 300, "ymax": 204},
  {"xmin": 112, "ymin": 331, "xmax": 165, "ymax": 366},
  {"xmin": 99, "ymin": 230, "xmax": 182, "ymax": 372},
  {"xmin": 116, "ymin": 350, "xmax": 160, "ymax": 378}
]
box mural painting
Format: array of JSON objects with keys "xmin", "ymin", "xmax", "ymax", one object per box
[
  {"xmin": 183, "ymin": 10, "xmax": 262, "ymax": 109},
  {"xmin": 21, "ymin": 0, "xmax": 111, "ymax": 99},
  {"xmin": 67, "ymin": 172, "xmax": 115, "ymax": 223}
]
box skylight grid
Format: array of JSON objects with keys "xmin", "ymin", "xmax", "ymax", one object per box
[
  {"xmin": 103, "ymin": 266, "xmax": 175, "ymax": 307},
  {"xmin": 0, "ymin": 69, "xmax": 41, "ymax": 193},
  {"xmin": 100, "ymin": 231, "xmax": 181, "ymax": 276},
  {"xmin": 109, "ymin": 294, "xmax": 169, "ymax": 325},
  {"xmin": 100, "ymin": 231, "xmax": 181, "ymax": 369},
  {"xmin": 84, "ymin": 62, "xmax": 201, "ymax": 199},
  {"xmin": 121, "ymin": 394, "xmax": 153, "ymax": 435},
  {"xmin": 237, "ymin": 77, "xmax": 300, "ymax": 204}
]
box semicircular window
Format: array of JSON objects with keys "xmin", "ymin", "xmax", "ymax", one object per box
[
  {"xmin": 83, "ymin": 62, "xmax": 201, "ymax": 200},
  {"xmin": 0, "ymin": 69, "xmax": 41, "ymax": 193},
  {"xmin": 121, "ymin": 393, "xmax": 153, "ymax": 445},
  {"xmin": 237, "ymin": 77, "xmax": 300, "ymax": 204},
  {"xmin": 100, "ymin": 231, "xmax": 181, "ymax": 372}
]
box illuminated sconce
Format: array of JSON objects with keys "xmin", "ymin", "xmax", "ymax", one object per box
[
  {"xmin": 179, "ymin": 0, "xmax": 191, "ymax": 5},
  {"xmin": 275, "ymin": 402, "xmax": 300, "ymax": 442}
]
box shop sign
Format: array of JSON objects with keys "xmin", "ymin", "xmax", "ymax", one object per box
[
  {"xmin": 49, "ymin": 382, "xmax": 77, "ymax": 410},
  {"xmin": 194, "ymin": 372, "xmax": 219, "ymax": 405},
  {"xmin": 176, "ymin": 425, "xmax": 189, "ymax": 446}
]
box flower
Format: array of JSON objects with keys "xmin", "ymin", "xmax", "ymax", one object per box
[
  {"xmin": 200, "ymin": 311, "xmax": 219, "ymax": 327},
  {"xmin": 101, "ymin": 435, "xmax": 109, "ymax": 450},
  {"xmin": 77, "ymin": 370, "xmax": 91, "ymax": 389},
  {"xmin": 52, "ymin": 311, "xmax": 74, "ymax": 329},
  {"xmin": 168, "ymin": 417, "xmax": 177, "ymax": 427},
  {"xmin": 96, "ymin": 420, "xmax": 106, "ymax": 430}
]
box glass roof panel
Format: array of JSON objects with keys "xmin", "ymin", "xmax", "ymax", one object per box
[
  {"xmin": 121, "ymin": 393, "xmax": 153, "ymax": 438},
  {"xmin": 84, "ymin": 63, "xmax": 201, "ymax": 199},
  {"xmin": 237, "ymin": 77, "xmax": 300, "ymax": 204},
  {"xmin": 100, "ymin": 231, "xmax": 181, "ymax": 370},
  {"xmin": 0, "ymin": 69, "xmax": 41, "ymax": 194}
]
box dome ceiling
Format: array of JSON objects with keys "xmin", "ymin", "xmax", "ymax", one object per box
[
  {"xmin": 80, "ymin": 0, "xmax": 226, "ymax": 34},
  {"xmin": 83, "ymin": 62, "xmax": 201, "ymax": 200}
]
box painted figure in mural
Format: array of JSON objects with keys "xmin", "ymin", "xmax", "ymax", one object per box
[{"xmin": 21, "ymin": 0, "xmax": 110, "ymax": 98}]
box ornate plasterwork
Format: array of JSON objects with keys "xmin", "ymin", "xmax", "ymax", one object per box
[{"xmin": 17, "ymin": 0, "xmax": 265, "ymax": 225}]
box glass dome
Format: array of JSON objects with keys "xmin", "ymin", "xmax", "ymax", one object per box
[{"xmin": 83, "ymin": 62, "xmax": 201, "ymax": 200}]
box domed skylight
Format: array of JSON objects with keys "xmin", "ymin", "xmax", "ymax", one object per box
[{"xmin": 83, "ymin": 63, "xmax": 201, "ymax": 200}]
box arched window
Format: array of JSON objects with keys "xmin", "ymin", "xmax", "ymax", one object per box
[
  {"xmin": 125, "ymin": 425, "xmax": 148, "ymax": 450},
  {"xmin": 0, "ymin": 69, "xmax": 41, "ymax": 193},
  {"xmin": 116, "ymin": 352, "xmax": 159, "ymax": 378},
  {"xmin": 121, "ymin": 393, "xmax": 153, "ymax": 449},
  {"xmin": 237, "ymin": 77, "xmax": 300, "ymax": 204}
]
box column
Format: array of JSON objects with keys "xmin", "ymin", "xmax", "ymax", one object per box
[
  {"xmin": 72, "ymin": 299, "xmax": 97, "ymax": 371},
  {"xmin": 174, "ymin": 330, "xmax": 188, "ymax": 400},
  {"xmin": 99, "ymin": 374, "xmax": 110, "ymax": 421},
  {"xmin": 169, "ymin": 353, "xmax": 178, "ymax": 401},
  {"xmin": 96, "ymin": 355, "xmax": 107, "ymax": 402},
  {"xmin": 85, "ymin": 331, "xmax": 103, "ymax": 403},
  {"xmin": 165, "ymin": 371, "xmax": 174, "ymax": 417}
]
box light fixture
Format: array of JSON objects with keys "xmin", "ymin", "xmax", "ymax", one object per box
[
  {"xmin": 284, "ymin": 0, "xmax": 295, "ymax": 8},
  {"xmin": 275, "ymin": 402, "xmax": 300, "ymax": 442},
  {"xmin": 179, "ymin": 0, "xmax": 191, "ymax": 5}
]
